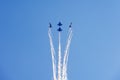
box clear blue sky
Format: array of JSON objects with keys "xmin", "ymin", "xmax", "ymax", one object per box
[{"xmin": 0, "ymin": 0, "xmax": 120, "ymax": 80}]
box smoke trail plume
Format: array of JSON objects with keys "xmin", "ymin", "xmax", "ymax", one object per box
[
  {"xmin": 62, "ymin": 28, "xmax": 73, "ymax": 80},
  {"xmin": 48, "ymin": 28, "xmax": 57, "ymax": 80},
  {"xmin": 58, "ymin": 32, "xmax": 62, "ymax": 80}
]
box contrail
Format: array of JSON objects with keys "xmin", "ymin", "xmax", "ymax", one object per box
[
  {"xmin": 48, "ymin": 22, "xmax": 72, "ymax": 80},
  {"xmin": 62, "ymin": 28, "xmax": 73, "ymax": 80},
  {"xmin": 58, "ymin": 32, "xmax": 62, "ymax": 80},
  {"xmin": 48, "ymin": 28, "xmax": 57, "ymax": 80}
]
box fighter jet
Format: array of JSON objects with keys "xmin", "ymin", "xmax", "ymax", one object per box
[
  {"xmin": 49, "ymin": 23, "xmax": 52, "ymax": 28},
  {"xmin": 57, "ymin": 22, "xmax": 62, "ymax": 26},
  {"xmin": 57, "ymin": 27, "xmax": 62, "ymax": 31},
  {"xmin": 69, "ymin": 22, "xmax": 72, "ymax": 28}
]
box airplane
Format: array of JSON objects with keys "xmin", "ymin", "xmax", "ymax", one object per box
[
  {"xmin": 57, "ymin": 27, "xmax": 62, "ymax": 31},
  {"xmin": 69, "ymin": 22, "xmax": 72, "ymax": 28},
  {"xmin": 57, "ymin": 22, "xmax": 62, "ymax": 26},
  {"xmin": 49, "ymin": 23, "xmax": 52, "ymax": 28}
]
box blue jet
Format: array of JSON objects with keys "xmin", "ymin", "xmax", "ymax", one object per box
[
  {"xmin": 69, "ymin": 22, "xmax": 72, "ymax": 28},
  {"xmin": 57, "ymin": 22, "xmax": 62, "ymax": 26},
  {"xmin": 57, "ymin": 27, "xmax": 62, "ymax": 31},
  {"xmin": 49, "ymin": 23, "xmax": 52, "ymax": 28}
]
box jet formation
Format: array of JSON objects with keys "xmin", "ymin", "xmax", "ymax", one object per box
[{"xmin": 49, "ymin": 22, "xmax": 72, "ymax": 32}]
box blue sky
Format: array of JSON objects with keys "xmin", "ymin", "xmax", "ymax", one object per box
[{"xmin": 0, "ymin": 0, "xmax": 120, "ymax": 80}]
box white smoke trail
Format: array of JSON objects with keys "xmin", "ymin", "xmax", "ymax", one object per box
[
  {"xmin": 48, "ymin": 28, "xmax": 57, "ymax": 80},
  {"xmin": 62, "ymin": 28, "xmax": 73, "ymax": 80},
  {"xmin": 58, "ymin": 32, "xmax": 62, "ymax": 80},
  {"xmin": 64, "ymin": 30, "xmax": 72, "ymax": 80}
]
